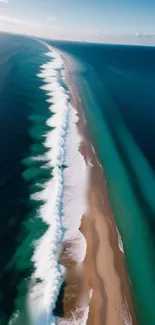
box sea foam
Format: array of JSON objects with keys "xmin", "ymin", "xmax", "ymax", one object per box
[{"xmin": 28, "ymin": 44, "xmax": 88, "ymax": 324}]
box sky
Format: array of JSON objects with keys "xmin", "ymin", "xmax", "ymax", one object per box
[{"xmin": 0, "ymin": 0, "xmax": 155, "ymax": 44}]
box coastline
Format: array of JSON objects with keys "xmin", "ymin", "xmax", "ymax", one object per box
[{"xmin": 58, "ymin": 50, "xmax": 137, "ymax": 325}]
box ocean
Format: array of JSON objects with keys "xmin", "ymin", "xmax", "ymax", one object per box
[
  {"xmin": 0, "ymin": 33, "xmax": 87, "ymax": 325},
  {"xmin": 0, "ymin": 33, "xmax": 45, "ymax": 323},
  {"xmin": 0, "ymin": 32, "xmax": 155, "ymax": 325}
]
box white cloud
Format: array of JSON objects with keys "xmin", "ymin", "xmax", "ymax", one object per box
[
  {"xmin": 136, "ymin": 32, "xmax": 154, "ymax": 39},
  {"xmin": 0, "ymin": 15, "xmax": 42, "ymax": 27},
  {"xmin": 0, "ymin": 15, "xmax": 58, "ymax": 29},
  {"xmin": 46, "ymin": 16, "xmax": 56, "ymax": 22},
  {"xmin": 0, "ymin": 14, "xmax": 60, "ymax": 39},
  {"xmin": 0, "ymin": 0, "xmax": 8, "ymax": 3},
  {"xmin": 95, "ymin": 29, "xmax": 100, "ymax": 36},
  {"xmin": 1, "ymin": 14, "xmax": 154, "ymax": 45},
  {"xmin": 0, "ymin": 16, "xmax": 21, "ymax": 25}
]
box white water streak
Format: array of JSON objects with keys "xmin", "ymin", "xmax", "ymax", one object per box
[
  {"xmin": 116, "ymin": 227, "xmax": 124, "ymax": 253},
  {"xmin": 28, "ymin": 43, "xmax": 88, "ymax": 325}
]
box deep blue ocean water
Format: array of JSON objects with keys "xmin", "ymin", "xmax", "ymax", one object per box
[
  {"xmin": 49, "ymin": 41, "xmax": 155, "ymax": 170},
  {"xmin": 1, "ymin": 32, "xmax": 155, "ymax": 325}
]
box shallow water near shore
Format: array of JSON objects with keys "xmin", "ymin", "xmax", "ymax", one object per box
[{"xmin": 0, "ymin": 33, "xmax": 89, "ymax": 325}]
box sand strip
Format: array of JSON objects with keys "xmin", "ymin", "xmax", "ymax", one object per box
[{"xmin": 57, "ymin": 50, "xmax": 137, "ymax": 325}]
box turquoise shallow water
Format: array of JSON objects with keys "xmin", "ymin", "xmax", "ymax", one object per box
[
  {"xmin": 0, "ymin": 33, "xmax": 77, "ymax": 325},
  {"xmin": 0, "ymin": 33, "xmax": 51, "ymax": 324}
]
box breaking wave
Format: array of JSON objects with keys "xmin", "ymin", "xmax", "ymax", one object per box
[{"xmin": 27, "ymin": 44, "xmax": 88, "ymax": 324}]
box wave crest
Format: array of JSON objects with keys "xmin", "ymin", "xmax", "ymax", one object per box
[{"xmin": 28, "ymin": 44, "xmax": 88, "ymax": 325}]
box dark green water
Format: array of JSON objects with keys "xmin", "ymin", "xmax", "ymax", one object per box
[
  {"xmin": 47, "ymin": 40, "xmax": 155, "ymax": 325},
  {"xmin": 0, "ymin": 33, "xmax": 51, "ymax": 324}
]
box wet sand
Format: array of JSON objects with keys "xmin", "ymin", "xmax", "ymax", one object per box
[{"xmin": 57, "ymin": 50, "xmax": 137, "ymax": 325}]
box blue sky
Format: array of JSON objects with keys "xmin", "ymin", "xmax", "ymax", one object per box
[{"xmin": 0, "ymin": 0, "xmax": 155, "ymax": 44}]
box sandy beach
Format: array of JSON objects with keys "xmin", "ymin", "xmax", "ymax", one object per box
[{"xmin": 57, "ymin": 51, "xmax": 137, "ymax": 325}]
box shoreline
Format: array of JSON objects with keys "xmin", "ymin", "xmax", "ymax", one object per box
[
  {"xmin": 58, "ymin": 49, "xmax": 137, "ymax": 325},
  {"xmin": 42, "ymin": 42, "xmax": 137, "ymax": 325}
]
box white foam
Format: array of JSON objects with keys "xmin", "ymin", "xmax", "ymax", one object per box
[
  {"xmin": 116, "ymin": 227, "xmax": 124, "ymax": 253},
  {"xmin": 28, "ymin": 43, "xmax": 88, "ymax": 324},
  {"xmin": 57, "ymin": 289, "xmax": 93, "ymax": 325},
  {"xmin": 62, "ymin": 102, "xmax": 88, "ymax": 261},
  {"xmin": 123, "ymin": 298, "xmax": 133, "ymax": 325}
]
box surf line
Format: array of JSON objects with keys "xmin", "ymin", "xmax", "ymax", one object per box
[{"xmin": 28, "ymin": 41, "xmax": 90, "ymax": 325}]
